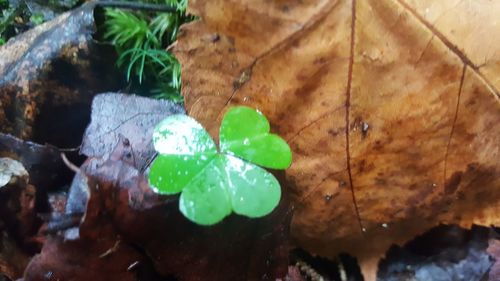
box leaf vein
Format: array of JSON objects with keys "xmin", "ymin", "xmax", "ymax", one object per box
[
  {"xmin": 395, "ymin": 0, "xmax": 499, "ymax": 97},
  {"xmin": 345, "ymin": 0, "xmax": 365, "ymax": 234},
  {"xmin": 223, "ymin": 0, "xmax": 343, "ymax": 106},
  {"xmin": 443, "ymin": 64, "xmax": 466, "ymax": 190}
]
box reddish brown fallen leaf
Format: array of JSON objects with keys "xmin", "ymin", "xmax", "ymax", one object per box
[
  {"xmin": 23, "ymin": 233, "xmax": 143, "ymax": 281},
  {"xmin": 81, "ymin": 157, "xmax": 291, "ymax": 281},
  {"xmin": 80, "ymin": 93, "xmax": 184, "ymax": 171},
  {"xmin": 0, "ymin": 2, "xmax": 122, "ymax": 145},
  {"xmin": 174, "ymin": 0, "xmax": 500, "ymax": 277},
  {"xmin": 23, "ymin": 152, "xmax": 147, "ymax": 281}
]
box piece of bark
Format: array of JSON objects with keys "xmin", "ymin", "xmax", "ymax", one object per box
[
  {"xmin": 0, "ymin": 133, "xmax": 75, "ymax": 193},
  {"xmin": 0, "ymin": 2, "xmax": 123, "ymax": 146}
]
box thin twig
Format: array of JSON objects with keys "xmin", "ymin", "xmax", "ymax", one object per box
[
  {"xmin": 127, "ymin": 261, "xmax": 140, "ymax": 271},
  {"xmin": 61, "ymin": 152, "xmax": 80, "ymax": 173},
  {"xmin": 99, "ymin": 240, "xmax": 121, "ymax": 258},
  {"xmin": 59, "ymin": 145, "xmax": 81, "ymax": 152},
  {"xmin": 96, "ymin": 1, "xmax": 178, "ymax": 13}
]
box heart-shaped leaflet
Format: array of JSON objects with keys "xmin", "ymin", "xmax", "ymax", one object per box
[{"xmin": 219, "ymin": 107, "xmax": 292, "ymax": 169}]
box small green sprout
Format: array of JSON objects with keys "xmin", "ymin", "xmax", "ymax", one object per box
[
  {"xmin": 148, "ymin": 106, "xmax": 292, "ymax": 225},
  {"xmin": 29, "ymin": 13, "xmax": 45, "ymax": 25}
]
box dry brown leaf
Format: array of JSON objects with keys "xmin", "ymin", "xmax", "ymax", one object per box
[
  {"xmin": 174, "ymin": 0, "xmax": 500, "ymax": 276},
  {"xmin": 80, "ymin": 93, "xmax": 184, "ymax": 171}
]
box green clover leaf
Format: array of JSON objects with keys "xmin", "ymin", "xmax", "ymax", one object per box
[{"xmin": 148, "ymin": 107, "xmax": 291, "ymax": 225}]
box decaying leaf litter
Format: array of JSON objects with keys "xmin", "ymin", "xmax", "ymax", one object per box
[
  {"xmin": 0, "ymin": 0, "xmax": 499, "ymax": 281},
  {"xmin": 0, "ymin": 3, "xmax": 291, "ymax": 280}
]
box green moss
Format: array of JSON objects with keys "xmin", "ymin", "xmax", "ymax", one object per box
[{"xmin": 103, "ymin": 0, "xmax": 194, "ymax": 102}]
